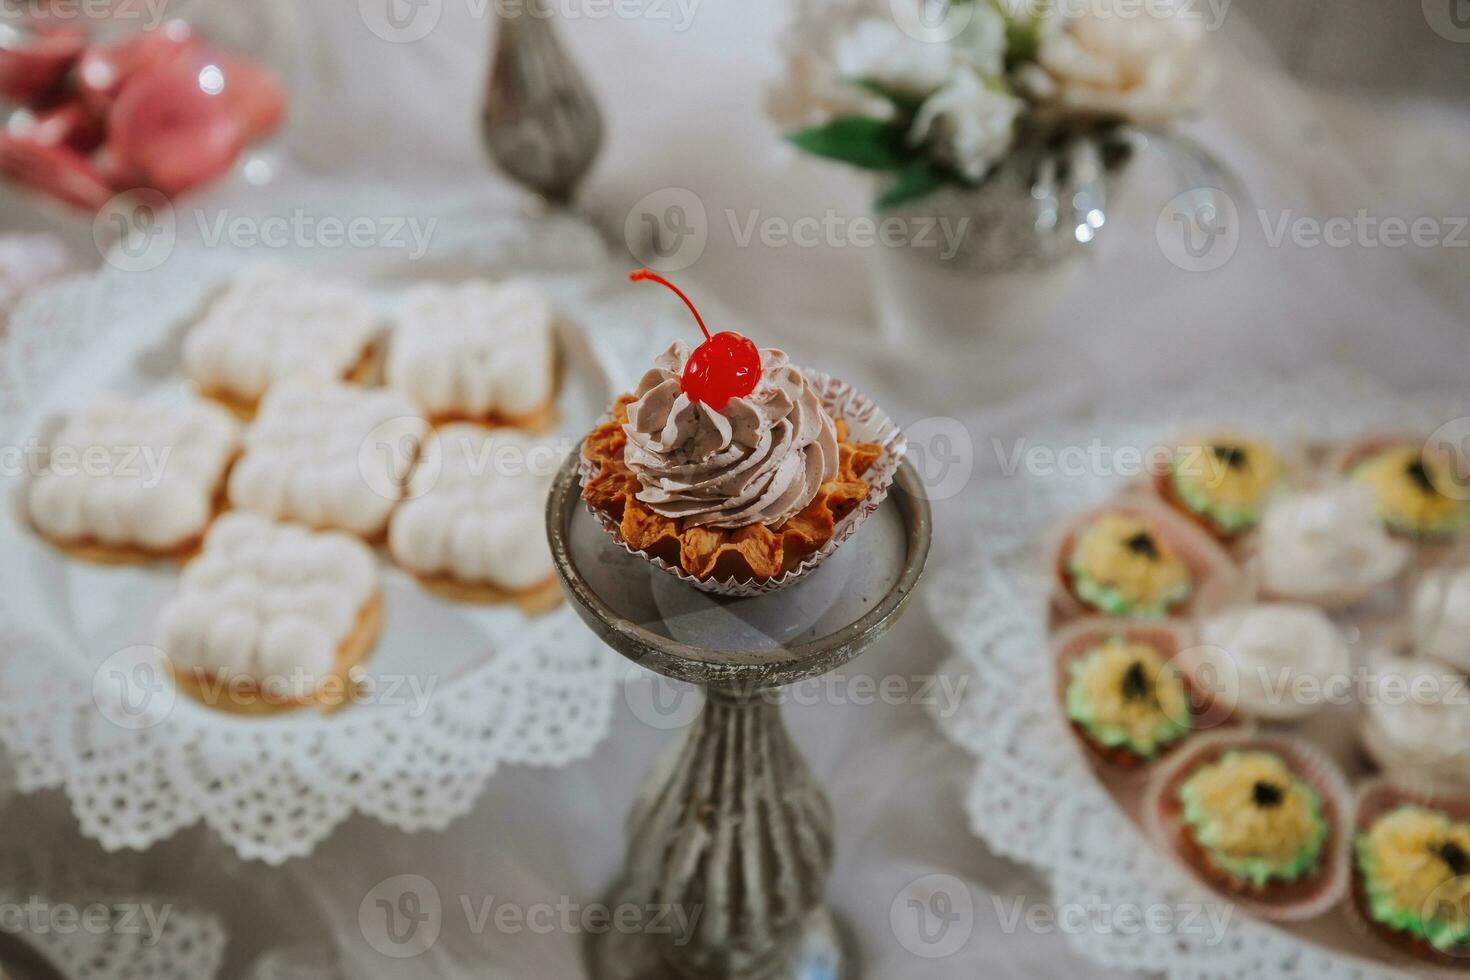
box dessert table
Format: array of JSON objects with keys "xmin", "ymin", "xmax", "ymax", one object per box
[{"xmin": 0, "ymin": 1, "xmax": 1467, "ymax": 977}]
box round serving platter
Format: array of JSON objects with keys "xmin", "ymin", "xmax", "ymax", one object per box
[
  {"xmin": 929, "ymin": 372, "xmax": 1470, "ymax": 980},
  {"xmin": 0, "ymin": 228, "xmax": 654, "ymax": 863}
]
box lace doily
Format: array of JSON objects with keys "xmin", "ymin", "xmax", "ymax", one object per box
[
  {"xmin": 0, "ymin": 222, "xmax": 634, "ymax": 864},
  {"xmin": 928, "ymin": 371, "xmax": 1470, "ymax": 980},
  {"xmin": 0, "ymin": 791, "xmax": 228, "ymax": 979}
]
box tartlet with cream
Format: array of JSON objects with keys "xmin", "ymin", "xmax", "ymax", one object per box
[
  {"xmin": 1159, "ymin": 434, "xmax": 1284, "ymax": 540},
  {"xmin": 581, "ymin": 272, "xmax": 889, "ymax": 588}
]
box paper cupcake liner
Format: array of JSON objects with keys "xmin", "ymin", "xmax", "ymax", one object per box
[
  {"xmin": 578, "ymin": 370, "xmax": 906, "ymax": 597},
  {"xmin": 1048, "ymin": 493, "xmax": 1252, "ymax": 625},
  {"xmin": 1329, "ymin": 434, "xmax": 1470, "ymax": 563},
  {"xmin": 1345, "ymin": 778, "xmax": 1470, "ymax": 975},
  {"xmin": 1143, "ymin": 731, "xmax": 1353, "ymax": 923},
  {"xmin": 1049, "ymin": 617, "xmax": 1252, "ymax": 784}
]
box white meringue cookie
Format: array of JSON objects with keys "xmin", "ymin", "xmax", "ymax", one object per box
[
  {"xmin": 183, "ymin": 266, "xmax": 379, "ymax": 404},
  {"xmin": 388, "ymin": 424, "xmax": 557, "ymax": 592},
  {"xmin": 155, "ymin": 512, "xmax": 377, "ymax": 691},
  {"xmin": 228, "ymin": 381, "xmax": 428, "ymax": 538},
  {"xmin": 385, "ymin": 279, "xmax": 555, "ymax": 421},
  {"xmin": 1359, "ymin": 653, "xmax": 1470, "ymax": 786},
  {"xmin": 1410, "ymin": 566, "xmax": 1470, "ymax": 673},
  {"xmin": 1258, "ymin": 483, "xmax": 1410, "ymax": 607},
  {"xmin": 1192, "ymin": 603, "xmax": 1350, "ymax": 720},
  {"xmin": 27, "ymin": 396, "xmax": 239, "ymax": 552}
]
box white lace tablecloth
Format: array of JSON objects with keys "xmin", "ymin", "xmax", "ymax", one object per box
[{"xmin": 0, "ymin": 0, "xmax": 1466, "ymax": 976}]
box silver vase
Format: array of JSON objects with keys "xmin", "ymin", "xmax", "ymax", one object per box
[{"xmin": 481, "ymin": 0, "xmax": 604, "ymax": 206}]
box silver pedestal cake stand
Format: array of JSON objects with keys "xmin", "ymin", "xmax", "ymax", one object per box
[{"xmin": 547, "ymin": 454, "xmax": 932, "ymax": 980}]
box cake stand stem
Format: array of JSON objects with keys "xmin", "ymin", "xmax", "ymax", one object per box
[{"xmin": 589, "ymin": 684, "xmax": 850, "ymax": 980}]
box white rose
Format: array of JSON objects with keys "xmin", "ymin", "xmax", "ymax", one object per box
[
  {"xmin": 1020, "ymin": 0, "xmax": 1212, "ymax": 124},
  {"xmin": 951, "ymin": 2, "xmax": 1010, "ymax": 78},
  {"xmin": 835, "ymin": 18, "xmax": 954, "ymax": 97},
  {"xmin": 908, "ymin": 69, "xmax": 1022, "ymax": 180}
]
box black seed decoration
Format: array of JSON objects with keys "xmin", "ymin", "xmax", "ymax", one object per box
[
  {"xmin": 1121, "ymin": 661, "xmax": 1152, "ymax": 702},
  {"xmin": 1125, "ymin": 531, "xmax": 1160, "ymax": 560},
  {"xmin": 1252, "ymin": 781, "xmax": 1284, "ymax": 808},
  {"xmin": 1212, "ymin": 444, "xmax": 1247, "ymax": 470},
  {"xmin": 1435, "ymin": 840, "xmax": 1470, "ymax": 877},
  {"xmin": 1406, "ymin": 459, "xmax": 1438, "ymax": 496}
]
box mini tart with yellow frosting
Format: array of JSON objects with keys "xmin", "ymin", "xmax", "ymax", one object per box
[
  {"xmin": 1352, "ymin": 781, "xmax": 1470, "ymax": 966},
  {"xmin": 1178, "ymin": 750, "xmax": 1328, "ymax": 889},
  {"xmin": 1060, "ymin": 625, "xmax": 1193, "ymax": 768},
  {"xmin": 1342, "ymin": 440, "xmax": 1468, "ymax": 541},
  {"xmin": 1053, "ymin": 499, "xmax": 1238, "ymax": 621},
  {"xmin": 1150, "ymin": 735, "xmax": 1350, "ymax": 920},
  {"xmin": 1158, "ymin": 435, "xmax": 1284, "ymax": 540}
]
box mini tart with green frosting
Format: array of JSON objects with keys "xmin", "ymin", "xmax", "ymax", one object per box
[
  {"xmin": 1178, "ymin": 750, "xmax": 1328, "ymax": 890},
  {"xmin": 1167, "ymin": 437, "xmax": 1282, "ymax": 537},
  {"xmin": 1355, "ymin": 805, "xmax": 1470, "ymax": 958},
  {"xmin": 1066, "ymin": 637, "xmax": 1192, "ymax": 765},
  {"xmin": 1351, "ymin": 444, "xmax": 1468, "ymax": 540},
  {"xmin": 1067, "ymin": 512, "xmax": 1191, "ymax": 618}
]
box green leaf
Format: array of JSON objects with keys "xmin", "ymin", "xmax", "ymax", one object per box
[
  {"xmin": 853, "ymin": 78, "xmax": 924, "ymax": 116},
  {"xmin": 788, "ymin": 117, "xmax": 912, "ymax": 171},
  {"xmin": 875, "ymin": 160, "xmax": 947, "ymax": 209}
]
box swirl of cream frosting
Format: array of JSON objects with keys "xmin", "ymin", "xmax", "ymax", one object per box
[{"xmin": 621, "ymin": 341, "xmax": 840, "ymax": 529}]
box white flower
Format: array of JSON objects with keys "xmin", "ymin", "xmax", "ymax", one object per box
[
  {"xmin": 908, "ymin": 69, "xmax": 1022, "ymax": 180},
  {"xmin": 1021, "ymin": 0, "xmax": 1212, "ymax": 124},
  {"xmin": 951, "ymin": 1, "xmax": 1009, "ymax": 78},
  {"xmin": 835, "ymin": 18, "xmax": 954, "ymax": 97}
]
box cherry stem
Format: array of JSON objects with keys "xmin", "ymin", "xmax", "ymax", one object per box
[{"xmin": 629, "ymin": 268, "xmax": 710, "ymax": 341}]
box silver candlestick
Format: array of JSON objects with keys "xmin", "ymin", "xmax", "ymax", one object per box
[
  {"xmin": 547, "ymin": 455, "xmax": 932, "ymax": 979},
  {"xmin": 481, "ymin": 0, "xmax": 604, "ymax": 206}
]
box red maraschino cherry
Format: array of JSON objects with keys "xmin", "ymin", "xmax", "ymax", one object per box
[{"xmin": 629, "ymin": 268, "xmax": 760, "ymax": 411}]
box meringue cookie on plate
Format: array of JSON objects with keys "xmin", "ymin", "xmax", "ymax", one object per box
[
  {"xmin": 27, "ymin": 394, "xmax": 239, "ymax": 559},
  {"xmin": 157, "ymin": 512, "xmax": 381, "ymax": 714},
  {"xmin": 386, "ymin": 279, "xmax": 555, "ymax": 426},
  {"xmin": 1359, "ymin": 653, "xmax": 1470, "ymax": 786},
  {"xmin": 228, "ymin": 381, "xmax": 428, "ymax": 539},
  {"xmin": 1258, "ymin": 484, "xmax": 1411, "ymax": 608},
  {"xmin": 1190, "ymin": 603, "xmax": 1350, "ymax": 720},
  {"xmin": 1410, "ymin": 566, "xmax": 1470, "ymax": 674},
  {"xmin": 388, "ymin": 424, "xmax": 561, "ymax": 611},
  {"xmin": 184, "ymin": 266, "xmax": 380, "ymax": 414}
]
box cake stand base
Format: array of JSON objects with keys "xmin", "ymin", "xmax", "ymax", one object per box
[{"xmin": 587, "ymin": 898, "xmax": 851, "ymax": 980}]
